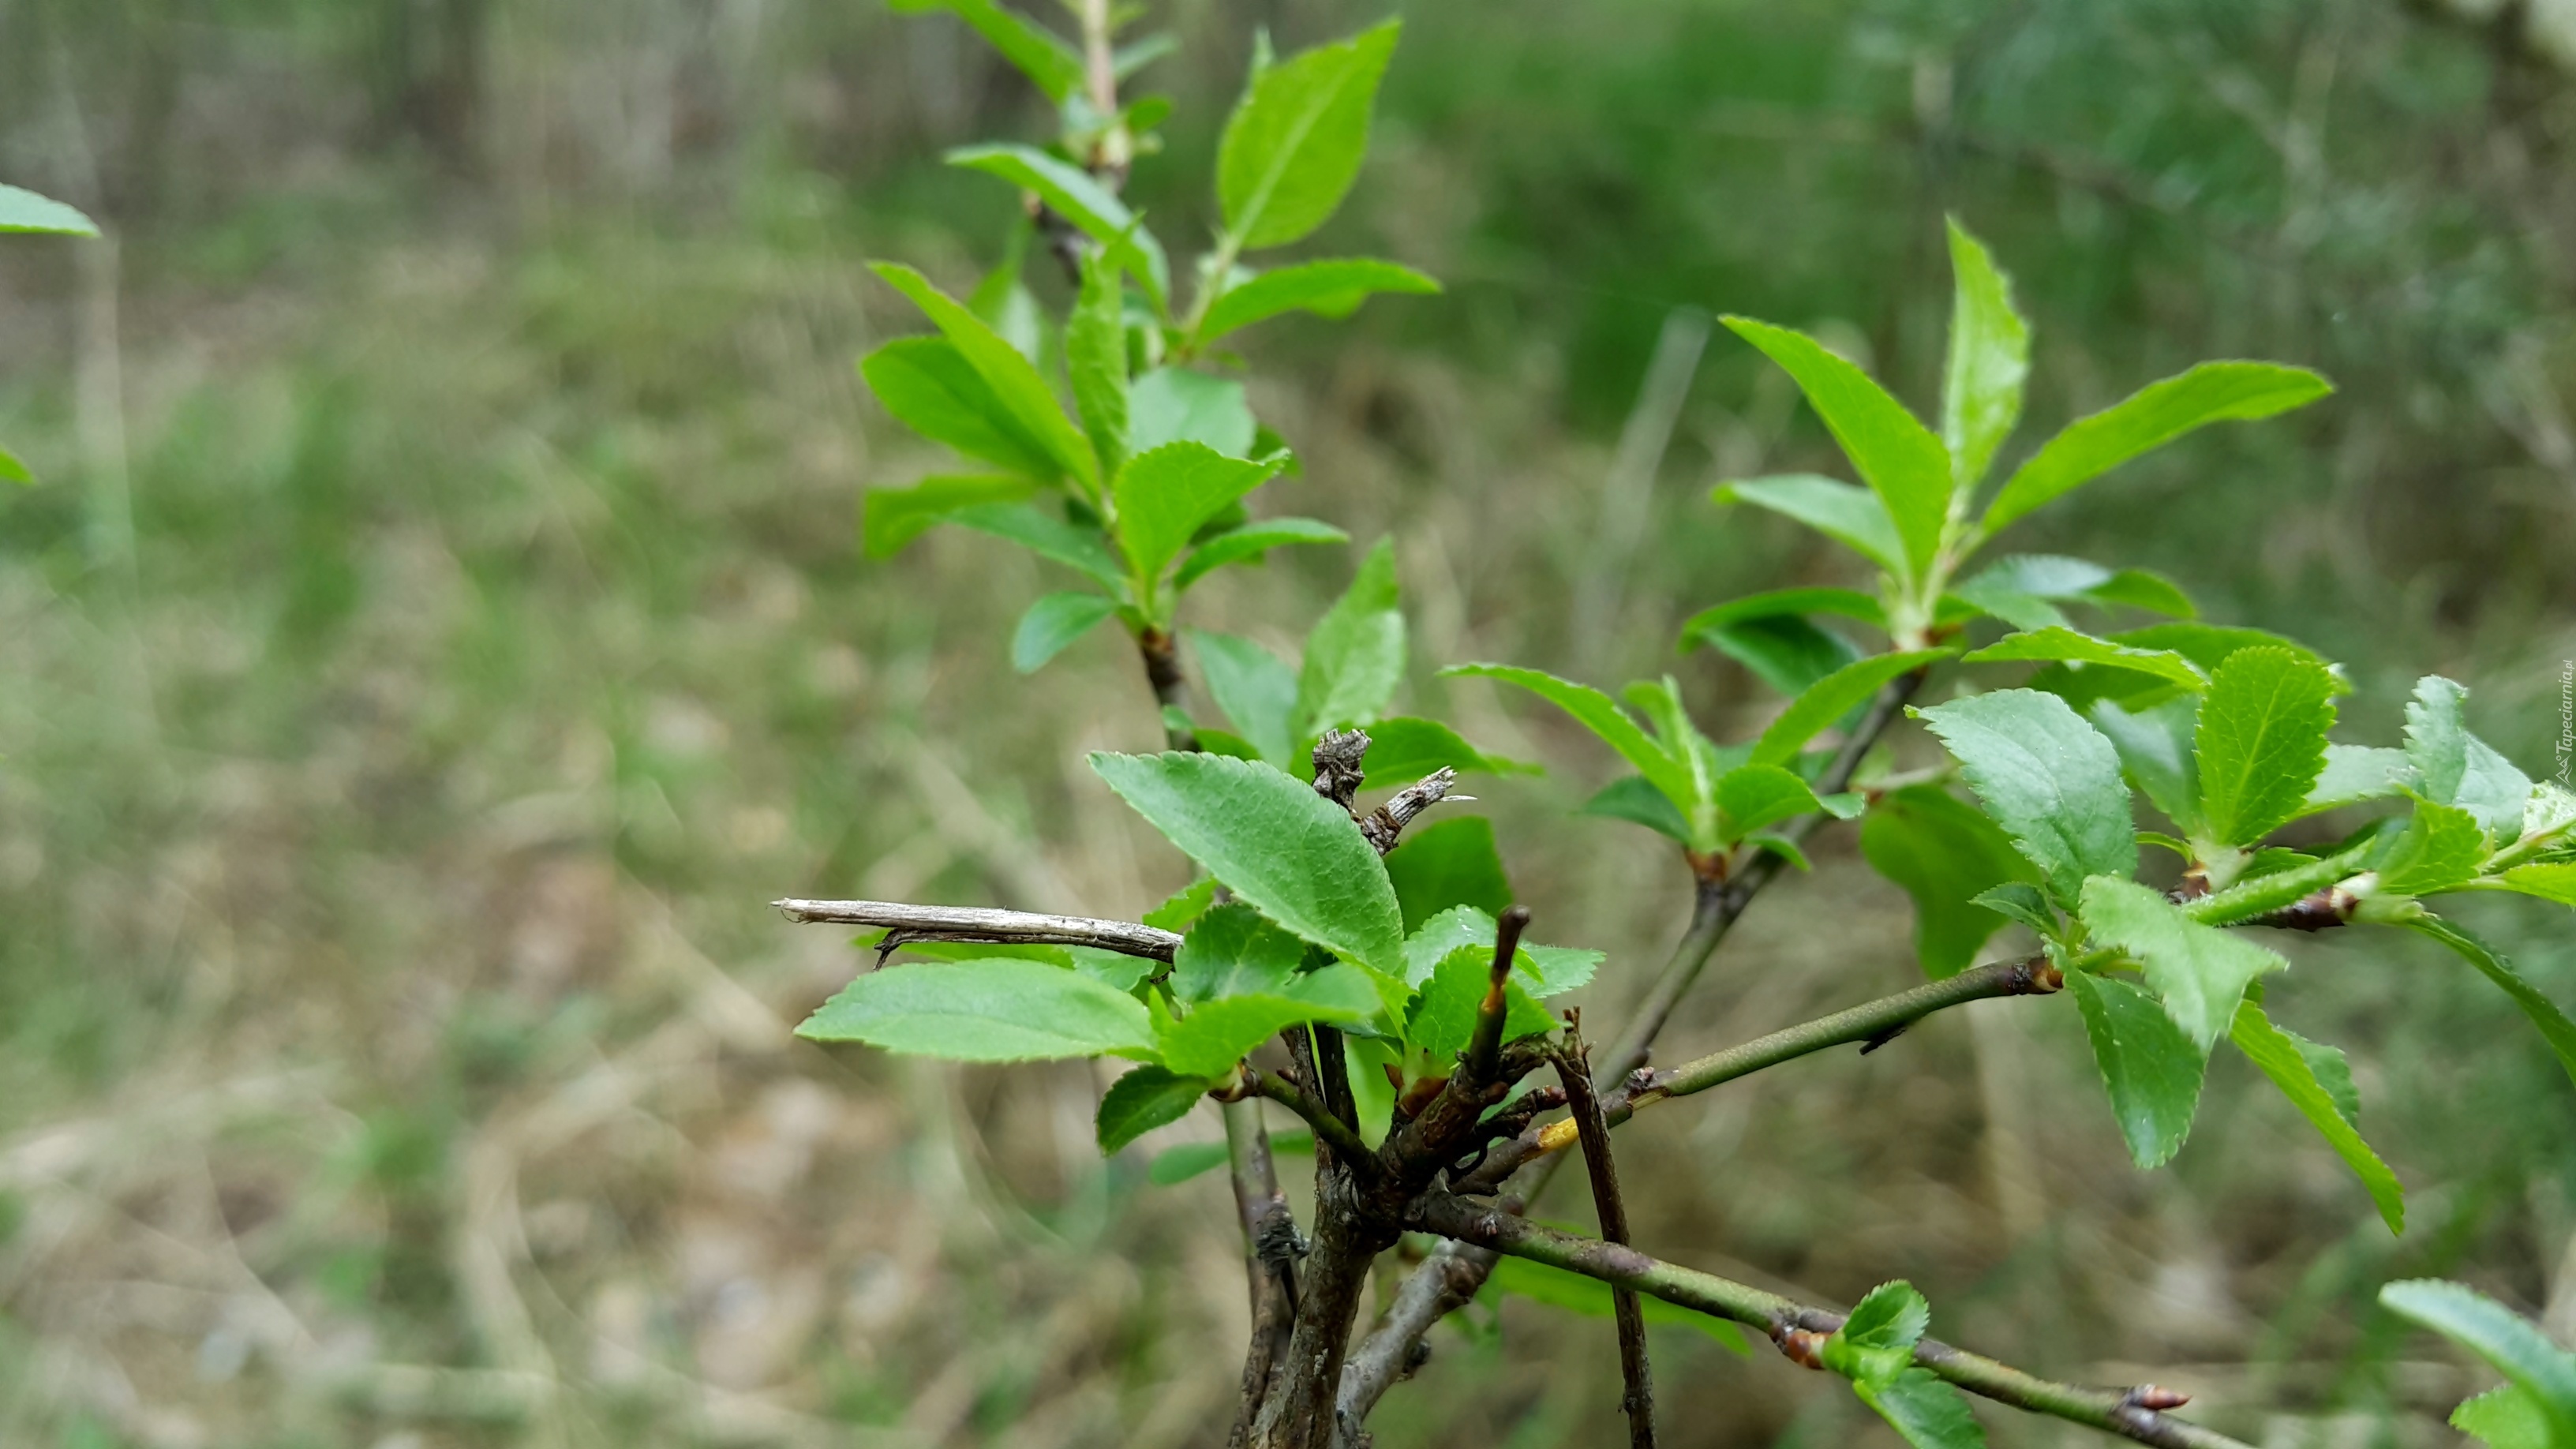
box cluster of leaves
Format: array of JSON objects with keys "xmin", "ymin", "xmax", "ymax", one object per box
[
  {"xmin": 2382, "ymin": 1279, "xmax": 2576, "ymax": 1449},
  {"xmin": 859, "ymin": 7, "xmax": 1440, "ymax": 664},
  {"xmin": 1819, "ymin": 1282, "xmax": 1985, "ymax": 1449},
  {"xmin": 0, "ymin": 182, "xmax": 100, "ymax": 485}
]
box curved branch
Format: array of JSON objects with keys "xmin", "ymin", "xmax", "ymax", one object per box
[
  {"xmin": 1410, "ymin": 1196, "xmax": 2253, "ymax": 1449},
  {"xmin": 772, "ymin": 898, "xmax": 1182, "ymax": 961},
  {"xmin": 1248, "ymin": 1070, "xmax": 1377, "ymax": 1174}
]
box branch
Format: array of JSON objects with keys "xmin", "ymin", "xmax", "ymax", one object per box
[
  {"xmin": 1556, "ymin": 1033, "xmax": 1654, "ymax": 1447},
  {"xmin": 771, "ymin": 898, "xmax": 1181, "ymax": 961},
  {"xmin": 1462, "ymin": 906, "xmax": 1532, "ymax": 1086},
  {"xmin": 1410, "ymin": 1197, "xmax": 2254, "ymax": 1449},
  {"xmin": 1249, "ymin": 1070, "xmax": 1378, "ymax": 1174}
]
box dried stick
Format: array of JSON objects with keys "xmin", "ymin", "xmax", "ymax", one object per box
[
  {"xmin": 772, "ymin": 898, "xmax": 1181, "ymax": 960},
  {"xmin": 1555, "ymin": 1030, "xmax": 1654, "ymax": 1447}
]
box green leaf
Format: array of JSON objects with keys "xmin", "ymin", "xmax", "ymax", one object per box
[
  {"xmin": 948, "ymin": 144, "xmax": 1170, "ymax": 305},
  {"xmin": 1091, "ymin": 751, "xmax": 1404, "ymax": 974},
  {"xmin": 1721, "ymin": 320, "xmax": 1950, "ymax": 581},
  {"xmin": 1154, "ymin": 967, "xmax": 1381, "ymax": 1076},
  {"xmin": 1941, "ymin": 218, "xmax": 2028, "ymax": 492},
  {"xmin": 1065, "ymin": 251, "xmax": 1130, "ymax": 470},
  {"xmin": 2304, "ymin": 744, "xmax": 2414, "ymax": 816},
  {"xmin": 1485, "ymin": 1256, "xmax": 1750, "ymax": 1351},
  {"xmin": 1860, "ymin": 785, "xmax": 2044, "ymax": 979},
  {"xmin": 2406, "ymin": 677, "xmax": 2533, "ymax": 844},
  {"xmin": 873, "ymin": 263, "xmax": 1097, "ymax": 492},
  {"xmin": 1679, "ymin": 588, "xmax": 1889, "ymax": 643},
  {"xmin": 1582, "ymin": 775, "xmax": 1692, "ymax": 844},
  {"xmin": 0, "ymin": 182, "xmax": 99, "ymax": 237},
  {"xmin": 1097, "ymin": 1066, "xmax": 1210, "ymax": 1154},
  {"xmin": 1114, "ymin": 442, "xmax": 1285, "ymax": 595},
  {"xmin": 2117, "ymin": 623, "xmax": 2342, "ymax": 684},
  {"xmin": 2193, "ymin": 646, "xmax": 2339, "ymax": 849},
  {"xmin": 2071, "ymin": 970, "xmax": 2209, "ymax": 1168},
  {"xmin": 2088, "ymin": 568, "xmax": 2198, "ymax": 618},
  {"xmin": 1143, "ymin": 878, "xmax": 1220, "ymax": 934},
  {"xmin": 1750, "ymin": 650, "xmax": 1948, "ymax": 767},
  {"xmin": 2379, "ymin": 1279, "xmax": 2576, "ymax": 1443},
  {"xmin": 2088, "ymin": 697, "xmax": 2203, "ymax": 833},
  {"xmin": 1444, "ymin": 664, "xmax": 1690, "ymax": 822},
  {"xmin": 1965, "ymin": 627, "xmax": 2207, "ymax": 692},
  {"xmin": 1980, "ymin": 361, "xmax": 2334, "ymax": 535},
  {"xmin": 860, "ymin": 474, "xmax": 1039, "ymax": 559},
  {"xmin": 1172, "ymin": 901, "xmax": 1308, "ymax": 1002},
  {"xmin": 1406, "ymin": 945, "xmax": 1553, "ymax": 1057},
  {"xmin": 2081, "ymin": 876, "xmax": 2286, "ymax": 1053},
  {"xmin": 1011, "ymin": 592, "xmax": 1119, "ymax": 672},
  {"xmin": 951, "ymin": 502, "xmax": 1127, "ymax": 593},
  {"xmin": 1838, "ymin": 1281, "xmax": 1931, "ymax": 1358},
  {"xmin": 1714, "ymin": 474, "xmax": 1908, "ymax": 578},
  {"xmin": 2452, "ymin": 1385, "xmax": 2556, "ymax": 1449},
  {"xmin": 1189, "ymin": 629, "xmax": 1300, "ymax": 768},
  {"xmin": 0, "ymin": 441, "xmax": 29, "ymax": 486},
  {"xmin": 1715, "ymin": 764, "xmax": 1822, "ymax": 842},
  {"xmin": 1971, "ymin": 882, "xmax": 2058, "ymax": 936},
  {"xmin": 860, "ymin": 338, "xmax": 1066, "ymax": 481},
  {"xmin": 2230, "ymin": 1002, "xmax": 2403, "ymax": 1233},
  {"xmin": 1694, "ymin": 614, "xmax": 1866, "ymax": 702},
  {"xmin": 1385, "ymin": 817, "xmax": 1514, "ymax": 933},
  {"xmin": 2497, "ymin": 863, "xmax": 2576, "ymax": 907},
  {"xmin": 797, "ymin": 958, "xmax": 1153, "ymax": 1060},
  {"xmin": 1175, "ymin": 517, "xmax": 1348, "ymax": 592},
  {"xmin": 1399, "ymin": 905, "xmax": 1600, "ymax": 997},
  {"xmin": 1915, "ymin": 689, "xmax": 2136, "ymax": 904},
  {"xmin": 1215, "ymin": 21, "xmax": 1402, "ymax": 249},
  {"xmin": 1200, "ymin": 258, "xmax": 1440, "ymax": 341},
  {"xmin": 889, "ymin": 0, "xmax": 1084, "ymax": 100},
  {"xmin": 2377, "ymin": 800, "xmax": 2489, "ymax": 897},
  {"xmin": 1361, "ymin": 717, "xmax": 1537, "ymax": 782},
  {"xmin": 1297, "ymin": 539, "xmax": 1406, "ymax": 736},
  {"xmin": 1127, "ymin": 368, "xmax": 1258, "ymax": 457},
  {"xmin": 2404, "ymin": 915, "xmax": 2576, "ymax": 1091},
  {"xmin": 1856, "ymin": 1369, "xmax": 1989, "ymax": 1449}
]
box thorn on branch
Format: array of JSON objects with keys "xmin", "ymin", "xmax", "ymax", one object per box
[
  {"xmin": 1859, "ymin": 1020, "xmax": 1910, "ymax": 1054},
  {"xmin": 1360, "ymin": 768, "xmax": 1458, "ymax": 853}
]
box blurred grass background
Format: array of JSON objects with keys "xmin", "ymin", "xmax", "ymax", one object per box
[{"xmin": 2, "ymin": 0, "xmax": 2575, "ymax": 1444}]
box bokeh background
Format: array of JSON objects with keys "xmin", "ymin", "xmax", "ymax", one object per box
[{"xmin": 4, "ymin": 1, "xmax": 2576, "ymax": 1444}]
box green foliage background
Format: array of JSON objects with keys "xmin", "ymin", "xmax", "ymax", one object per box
[{"xmin": 1, "ymin": 0, "xmax": 2573, "ymax": 1443}]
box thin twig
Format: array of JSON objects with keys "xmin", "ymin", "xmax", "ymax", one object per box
[
  {"xmin": 771, "ymin": 899, "xmax": 1181, "ymax": 960},
  {"xmin": 1556, "ymin": 1029, "xmax": 1654, "ymax": 1447},
  {"xmin": 1249, "ymin": 1072, "xmax": 1377, "ymax": 1177},
  {"xmin": 1409, "ymin": 1198, "xmax": 2255, "ymax": 1449},
  {"xmin": 1461, "ymin": 906, "xmax": 1531, "ymax": 1087}
]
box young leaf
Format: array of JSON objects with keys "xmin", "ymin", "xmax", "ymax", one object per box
[
  {"xmin": 2405, "ymin": 676, "xmax": 2533, "ymax": 844},
  {"xmin": 888, "ymin": 0, "xmax": 1085, "ymax": 101},
  {"xmin": 1941, "ymin": 218, "xmax": 2028, "ymax": 492},
  {"xmin": 1722, "ymin": 319, "xmax": 1952, "ymax": 582},
  {"xmin": 2496, "ymin": 863, "xmax": 2576, "ymax": 907},
  {"xmin": 861, "ymin": 474, "xmax": 1039, "ymax": 559},
  {"xmin": 0, "ymin": 442, "xmax": 30, "ymax": 485},
  {"xmin": 1215, "ymin": 21, "xmax": 1402, "ymax": 249},
  {"xmin": 2117, "ymin": 622, "xmax": 2342, "ymax": 683},
  {"xmin": 2071, "ymin": 971, "xmax": 2209, "ymax": 1169},
  {"xmin": 2403, "ymin": 915, "xmax": 2576, "ymax": 1091},
  {"xmin": 1964, "ymin": 627, "xmax": 2208, "ymax": 692},
  {"xmin": 2088, "ymin": 697, "xmax": 2203, "ymax": 832},
  {"xmin": 1714, "ymin": 764, "xmax": 1822, "ymax": 842},
  {"xmin": 1385, "ymin": 816, "xmax": 1515, "ymax": 933},
  {"xmin": 1198, "ymin": 257, "xmax": 1440, "ymax": 341},
  {"xmin": 950, "ymin": 502, "xmax": 1129, "ymax": 593},
  {"xmin": 1189, "ymin": 629, "xmax": 1300, "ymax": 769},
  {"xmin": 1113, "ymin": 442, "xmax": 1285, "ymax": 595},
  {"xmin": 1713, "ymin": 474, "xmax": 1908, "ymax": 578},
  {"xmin": 1399, "ymin": 905, "xmax": 1601, "ymax": 997},
  {"xmin": 1856, "ymin": 1368, "xmax": 1990, "ymax": 1449},
  {"xmin": 2451, "ymin": 1385, "xmax": 2555, "ymax": 1449},
  {"xmin": 1143, "ymin": 877, "xmax": 1221, "ymax": 934},
  {"xmin": 1359, "ymin": 717, "xmax": 1537, "ymax": 781},
  {"xmin": 0, "ymin": 182, "xmax": 100, "ymax": 236},
  {"xmin": 1175, "ymin": 517, "xmax": 1349, "ymax": 592},
  {"xmin": 2230, "ymin": 1002, "xmax": 2403, "ymax": 1233},
  {"xmin": 1694, "ymin": 612, "xmax": 1865, "ymax": 700},
  {"xmin": 1065, "ymin": 252, "xmax": 1130, "ymax": 471},
  {"xmin": 861, "ymin": 339, "xmax": 1067, "ymax": 481},
  {"xmin": 797, "ymin": 958, "xmax": 1153, "ymax": 1060},
  {"xmin": 947, "ymin": 144, "xmax": 1171, "ymax": 305},
  {"xmin": 2303, "ymin": 743, "xmax": 2414, "ymax": 816},
  {"xmin": 1127, "ymin": 368, "xmax": 1259, "ymax": 456},
  {"xmin": 1297, "ymin": 538, "xmax": 1406, "ymax": 736},
  {"xmin": 2080, "ymin": 876, "xmax": 2286, "ymax": 1053},
  {"xmin": 1679, "ymin": 587, "xmax": 1890, "ymax": 642},
  {"xmin": 873, "ymin": 263, "xmax": 1098, "ymax": 492},
  {"xmin": 1154, "ymin": 967, "xmax": 1380, "ymax": 1076},
  {"xmin": 2196, "ymin": 646, "xmax": 2338, "ymax": 848},
  {"xmin": 1860, "ymin": 785, "xmax": 2045, "ymax": 979},
  {"xmin": 1407, "ymin": 945, "xmax": 1553, "ymax": 1057},
  {"xmin": 2088, "ymin": 568, "xmax": 2198, "ymax": 619},
  {"xmin": 1980, "ymin": 361, "xmax": 2334, "ymax": 535},
  {"xmin": 2379, "ymin": 1280, "xmax": 2576, "ymax": 1443},
  {"xmin": 1837, "ymin": 1281, "xmax": 1931, "ymax": 1361},
  {"xmin": 1011, "ymin": 592, "xmax": 1120, "ymax": 672},
  {"xmin": 1097, "ymin": 1065, "xmax": 1210, "ymax": 1154},
  {"xmin": 1971, "ymin": 882, "xmax": 2058, "ymax": 936},
  {"xmin": 2376, "ymin": 800, "xmax": 2489, "ymax": 897},
  {"xmin": 1172, "ymin": 900, "xmax": 1308, "ymax": 1002},
  {"xmin": 1091, "ymin": 751, "xmax": 1405, "ymax": 974},
  {"xmin": 1750, "ymin": 650, "xmax": 1949, "ymax": 766},
  {"xmin": 1915, "ymin": 689, "xmax": 2137, "ymax": 904},
  {"xmin": 1582, "ymin": 776, "xmax": 1692, "ymax": 844},
  {"xmin": 1443, "ymin": 665, "xmax": 1690, "ymax": 821}
]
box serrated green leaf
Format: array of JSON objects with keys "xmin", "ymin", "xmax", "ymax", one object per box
[
  {"xmin": 1143, "ymin": 877, "xmax": 1219, "ymax": 934},
  {"xmin": 1624, "ymin": 676, "xmax": 1723, "ymax": 844},
  {"xmin": 2231, "ymin": 1003, "xmax": 2402, "ymax": 1233},
  {"xmin": 2088, "ymin": 568, "xmax": 2197, "ymax": 618},
  {"xmin": 1010, "ymin": 592, "xmax": 1119, "ymax": 672},
  {"xmin": 1971, "ymin": 882, "xmax": 2058, "ymax": 936},
  {"xmin": 1216, "ymin": 21, "xmax": 1401, "ymax": 249},
  {"xmin": 2379, "ymin": 1280, "xmax": 2576, "ymax": 1443},
  {"xmin": 1445, "ymin": 665, "xmax": 1690, "ymax": 822},
  {"xmin": 889, "ymin": 0, "xmax": 1084, "ymax": 100},
  {"xmin": 2194, "ymin": 646, "xmax": 2339, "ymax": 849},
  {"xmin": 1187, "ymin": 629, "xmax": 1298, "ymax": 768},
  {"xmin": 1981, "ymin": 361, "xmax": 2334, "ymax": 535},
  {"xmin": 1385, "ymin": 816, "xmax": 1514, "ymax": 933},
  {"xmin": 1722, "ymin": 320, "xmax": 1950, "ymax": 582},
  {"xmin": 1200, "ymin": 257, "xmax": 1439, "ymax": 341},
  {"xmin": 1916, "ymin": 689, "xmax": 2136, "ymax": 904},
  {"xmin": 2406, "ymin": 677, "xmax": 2533, "ymax": 844},
  {"xmin": 1097, "ymin": 1065, "xmax": 1210, "ymax": 1154},
  {"xmin": 1154, "ymin": 966, "xmax": 1381, "ymax": 1076},
  {"xmin": 1114, "ymin": 442, "xmax": 1284, "ymax": 597},
  {"xmin": 2405, "ymin": 916, "xmax": 2576, "ymax": 1091},
  {"xmin": 1714, "ymin": 474, "xmax": 1908, "ymax": 578},
  {"xmin": 2071, "ymin": 971, "xmax": 2208, "ymax": 1168},
  {"xmin": 2303, "ymin": 744, "xmax": 2414, "ymax": 816},
  {"xmin": 2117, "ymin": 623, "xmax": 2342, "ymax": 683},
  {"xmin": 860, "ymin": 339, "xmax": 1066, "ymax": 481},
  {"xmin": 860, "ymin": 473, "xmax": 1039, "ymax": 559},
  {"xmin": 1714, "ymin": 764, "xmax": 1822, "ymax": 842},
  {"xmin": 2496, "ymin": 864, "xmax": 2576, "ymax": 907},
  {"xmin": 1126, "ymin": 366, "xmax": 1256, "ymax": 457},
  {"xmin": 2088, "ymin": 696, "xmax": 2203, "ymax": 833},
  {"xmin": 1485, "ymin": 1256, "xmax": 1750, "ymax": 1350},
  {"xmin": 950, "ymin": 501, "xmax": 1128, "ymax": 593},
  {"xmin": 0, "ymin": 182, "xmax": 99, "ymax": 236},
  {"xmin": 1091, "ymin": 751, "xmax": 1404, "ymax": 974},
  {"xmin": 797, "ymin": 958, "xmax": 1153, "ymax": 1060},
  {"xmin": 0, "ymin": 441, "xmax": 29, "ymax": 486},
  {"xmin": 2377, "ymin": 800, "xmax": 2489, "ymax": 897},
  {"xmin": 1856, "ymin": 1369, "xmax": 1989, "ymax": 1449},
  {"xmin": 873, "ymin": 263, "xmax": 1097, "ymax": 492},
  {"xmin": 2081, "ymin": 876, "xmax": 2286, "ymax": 1053},
  {"xmin": 1175, "ymin": 517, "xmax": 1348, "ymax": 592},
  {"xmin": 1967, "ymin": 627, "xmax": 2207, "ymax": 691},
  {"xmin": 1173, "ymin": 901, "xmax": 1308, "ymax": 1002},
  {"xmin": 1406, "ymin": 945, "xmax": 1553, "ymax": 1057},
  {"xmin": 1752, "ymin": 650, "xmax": 1949, "ymax": 767},
  {"xmin": 1941, "ymin": 219, "xmax": 2028, "ymax": 492},
  {"xmin": 1861, "ymin": 785, "xmax": 2045, "ymax": 979},
  {"xmin": 1065, "ymin": 252, "xmax": 1129, "ymax": 471},
  {"xmin": 1679, "ymin": 588, "xmax": 1890, "ymax": 644},
  {"xmin": 1359, "ymin": 717, "xmax": 1537, "ymax": 782},
  {"xmin": 949, "ymin": 144, "xmax": 1170, "ymax": 306},
  {"xmin": 1695, "ymin": 616, "xmax": 1866, "ymax": 704},
  {"xmin": 1582, "ymin": 775, "xmax": 1692, "ymax": 844},
  {"xmin": 2452, "ymin": 1384, "xmax": 2555, "ymax": 1449},
  {"xmin": 1399, "ymin": 905, "xmax": 1599, "ymax": 997},
  {"xmin": 1297, "ymin": 538, "xmax": 1406, "ymax": 736},
  {"xmin": 1840, "ymin": 1281, "xmax": 1932, "ymax": 1355}
]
